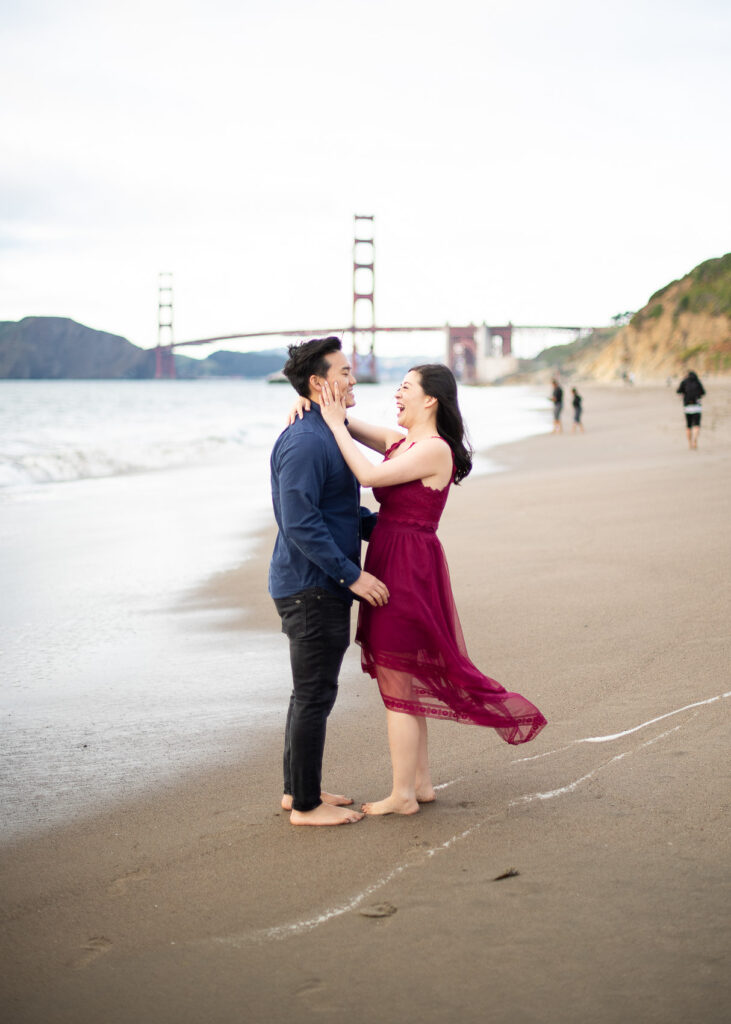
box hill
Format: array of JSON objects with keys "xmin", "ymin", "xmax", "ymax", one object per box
[
  {"xmin": 533, "ymin": 327, "xmax": 619, "ymax": 370},
  {"xmin": 577, "ymin": 254, "xmax": 731, "ymax": 381},
  {"xmin": 0, "ymin": 317, "xmax": 288, "ymax": 379},
  {"xmin": 174, "ymin": 348, "xmax": 287, "ymax": 378},
  {"xmin": 0, "ymin": 317, "xmax": 155, "ymax": 379}
]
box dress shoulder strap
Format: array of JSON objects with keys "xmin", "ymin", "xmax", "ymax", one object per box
[
  {"xmin": 385, "ymin": 435, "xmax": 450, "ymax": 458},
  {"xmin": 384, "ymin": 437, "xmax": 408, "ymax": 459}
]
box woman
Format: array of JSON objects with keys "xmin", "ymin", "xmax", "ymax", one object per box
[{"xmin": 299, "ymin": 365, "xmax": 546, "ymax": 815}]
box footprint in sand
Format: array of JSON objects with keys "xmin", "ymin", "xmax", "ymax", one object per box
[
  {"xmin": 359, "ymin": 902, "xmax": 398, "ymax": 918},
  {"xmin": 70, "ymin": 936, "xmax": 112, "ymax": 970},
  {"xmin": 295, "ymin": 978, "xmax": 333, "ymax": 1010},
  {"xmin": 107, "ymin": 867, "xmax": 151, "ymax": 895}
]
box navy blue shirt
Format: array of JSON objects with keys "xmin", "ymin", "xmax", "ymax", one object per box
[{"xmin": 268, "ymin": 404, "xmax": 376, "ymax": 602}]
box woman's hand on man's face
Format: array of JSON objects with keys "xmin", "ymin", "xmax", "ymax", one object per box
[{"xmin": 319, "ymin": 381, "xmax": 348, "ymax": 428}]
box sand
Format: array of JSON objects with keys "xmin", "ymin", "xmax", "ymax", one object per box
[{"xmin": 1, "ymin": 382, "xmax": 730, "ymax": 1024}]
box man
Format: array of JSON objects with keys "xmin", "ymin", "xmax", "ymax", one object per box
[
  {"xmin": 551, "ymin": 378, "xmax": 564, "ymax": 433},
  {"xmin": 269, "ymin": 337, "xmax": 389, "ymax": 826}
]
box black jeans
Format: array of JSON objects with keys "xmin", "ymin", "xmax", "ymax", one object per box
[{"xmin": 274, "ymin": 587, "xmax": 351, "ymax": 812}]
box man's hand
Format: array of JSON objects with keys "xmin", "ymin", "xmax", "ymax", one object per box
[{"xmin": 349, "ymin": 571, "xmax": 389, "ymax": 606}]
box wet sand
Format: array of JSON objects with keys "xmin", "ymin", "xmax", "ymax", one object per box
[{"xmin": 2, "ymin": 383, "xmax": 730, "ymax": 1024}]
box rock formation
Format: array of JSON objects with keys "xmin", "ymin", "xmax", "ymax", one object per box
[{"xmin": 578, "ymin": 254, "xmax": 731, "ymax": 381}]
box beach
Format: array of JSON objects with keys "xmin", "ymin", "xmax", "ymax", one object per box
[{"xmin": 1, "ymin": 382, "xmax": 730, "ymax": 1024}]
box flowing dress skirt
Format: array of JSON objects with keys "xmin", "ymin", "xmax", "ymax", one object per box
[{"xmin": 356, "ymin": 518, "xmax": 546, "ymax": 746}]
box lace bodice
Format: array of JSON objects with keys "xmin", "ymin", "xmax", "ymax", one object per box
[{"xmin": 372, "ymin": 439, "xmax": 452, "ymax": 531}]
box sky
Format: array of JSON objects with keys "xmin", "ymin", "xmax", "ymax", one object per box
[{"xmin": 1, "ymin": 0, "xmax": 729, "ymax": 360}]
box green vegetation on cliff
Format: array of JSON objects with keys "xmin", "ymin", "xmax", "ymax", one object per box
[
  {"xmin": 635, "ymin": 253, "xmax": 731, "ymax": 327},
  {"xmin": 534, "ymin": 327, "xmax": 619, "ymax": 369},
  {"xmin": 583, "ymin": 252, "xmax": 731, "ymax": 380},
  {"xmin": 675, "ymin": 253, "xmax": 731, "ymax": 317}
]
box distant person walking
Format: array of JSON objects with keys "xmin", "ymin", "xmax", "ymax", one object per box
[
  {"xmin": 571, "ymin": 388, "xmax": 584, "ymax": 433},
  {"xmin": 551, "ymin": 378, "xmax": 563, "ymax": 433},
  {"xmin": 676, "ymin": 370, "xmax": 705, "ymax": 450}
]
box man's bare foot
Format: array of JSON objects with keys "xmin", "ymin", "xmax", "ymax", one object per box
[
  {"xmin": 281, "ymin": 791, "xmax": 353, "ymax": 811},
  {"xmin": 415, "ymin": 786, "xmax": 436, "ymax": 803},
  {"xmin": 361, "ymin": 795, "xmax": 420, "ymax": 816},
  {"xmin": 290, "ymin": 803, "xmax": 364, "ymax": 826}
]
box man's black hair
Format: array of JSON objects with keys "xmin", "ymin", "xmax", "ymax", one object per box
[{"xmin": 282, "ymin": 336, "xmax": 343, "ymax": 397}]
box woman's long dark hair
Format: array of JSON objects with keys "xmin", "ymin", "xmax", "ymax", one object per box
[{"xmin": 410, "ymin": 364, "xmax": 473, "ymax": 483}]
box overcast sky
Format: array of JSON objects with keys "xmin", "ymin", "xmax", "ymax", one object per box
[{"xmin": 2, "ymin": 0, "xmax": 729, "ymax": 359}]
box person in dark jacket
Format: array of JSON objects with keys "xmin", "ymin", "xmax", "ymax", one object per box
[
  {"xmin": 676, "ymin": 370, "xmax": 706, "ymax": 450},
  {"xmin": 269, "ymin": 336, "xmax": 389, "ymax": 826},
  {"xmin": 571, "ymin": 387, "xmax": 584, "ymax": 433},
  {"xmin": 551, "ymin": 378, "xmax": 563, "ymax": 433}
]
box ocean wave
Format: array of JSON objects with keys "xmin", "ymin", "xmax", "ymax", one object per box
[
  {"xmin": 0, "ymin": 378, "xmax": 551, "ymax": 492},
  {"xmin": 0, "ymin": 433, "xmax": 260, "ymax": 489}
]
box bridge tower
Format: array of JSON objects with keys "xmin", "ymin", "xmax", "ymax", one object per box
[
  {"xmin": 352, "ymin": 214, "xmax": 377, "ymax": 382},
  {"xmin": 155, "ymin": 272, "xmax": 176, "ymax": 379}
]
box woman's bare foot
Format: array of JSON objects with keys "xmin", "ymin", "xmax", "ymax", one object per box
[
  {"xmin": 361, "ymin": 795, "xmax": 420, "ymax": 816},
  {"xmin": 290, "ymin": 804, "xmax": 364, "ymax": 826},
  {"xmin": 281, "ymin": 791, "xmax": 353, "ymax": 811},
  {"xmin": 415, "ymin": 786, "xmax": 436, "ymax": 803}
]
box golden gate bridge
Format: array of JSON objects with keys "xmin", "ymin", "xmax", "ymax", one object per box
[{"xmin": 155, "ymin": 216, "xmax": 600, "ymax": 384}]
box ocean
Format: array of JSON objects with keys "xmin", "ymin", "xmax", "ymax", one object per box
[{"xmin": 0, "ymin": 378, "xmax": 552, "ymax": 841}]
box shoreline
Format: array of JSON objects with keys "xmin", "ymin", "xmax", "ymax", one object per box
[{"xmin": 2, "ymin": 382, "xmax": 730, "ymax": 1023}]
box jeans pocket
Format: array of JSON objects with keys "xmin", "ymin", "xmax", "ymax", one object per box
[
  {"xmin": 274, "ymin": 594, "xmax": 307, "ymax": 639},
  {"xmin": 312, "ymin": 591, "xmax": 351, "ymax": 647}
]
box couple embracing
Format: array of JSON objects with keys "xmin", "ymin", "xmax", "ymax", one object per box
[{"xmin": 269, "ymin": 336, "xmax": 545, "ymax": 827}]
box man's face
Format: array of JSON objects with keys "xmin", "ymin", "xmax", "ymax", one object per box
[{"xmin": 319, "ymin": 349, "xmax": 357, "ymax": 408}]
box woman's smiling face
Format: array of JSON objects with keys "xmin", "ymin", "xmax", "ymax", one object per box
[{"xmin": 395, "ymin": 370, "xmax": 426, "ymax": 427}]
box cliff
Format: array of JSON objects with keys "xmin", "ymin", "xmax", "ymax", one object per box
[
  {"xmin": 0, "ymin": 317, "xmax": 156, "ymax": 379},
  {"xmin": 577, "ymin": 254, "xmax": 731, "ymax": 381}
]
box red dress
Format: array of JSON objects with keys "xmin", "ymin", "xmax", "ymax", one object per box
[{"xmin": 356, "ymin": 439, "xmax": 546, "ymax": 745}]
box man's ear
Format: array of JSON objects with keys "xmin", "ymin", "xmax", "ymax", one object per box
[{"xmin": 309, "ymin": 374, "xmax": 323, "ymax": 393}]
